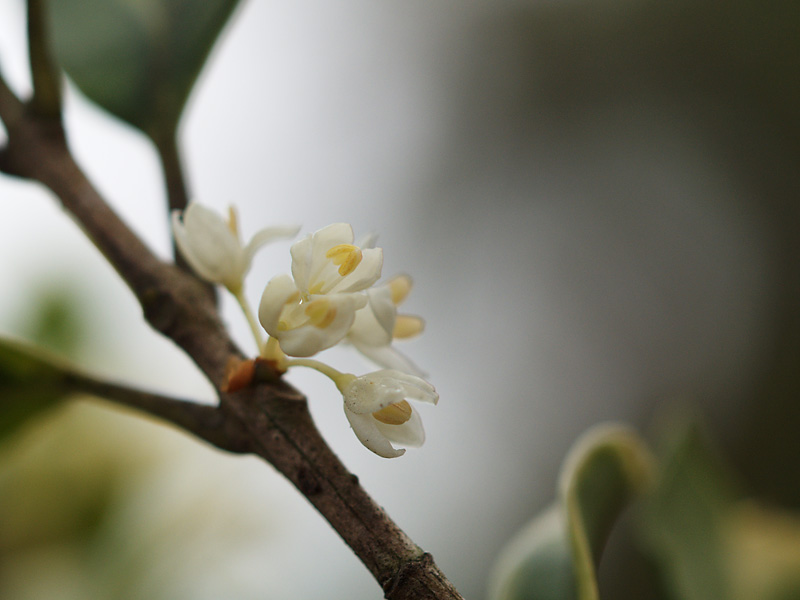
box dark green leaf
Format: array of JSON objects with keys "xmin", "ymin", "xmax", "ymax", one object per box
[{"xmin": 49, "ymin": 0, "xmax": 241, "ymax": 137}]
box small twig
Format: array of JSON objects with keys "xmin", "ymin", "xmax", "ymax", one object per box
[
  {"xmin": 26, "ymin": 0, "xmax": 62, "ymax": 119},
  {"xmin": 0, "ymin": 75, "xmax": 26, "ymax": 131},
  {"xmin": 65, "ymin": 371, "xmax": 251, "ymax": 454},
  {"xmin": 153, "ymin": 131, "xmax": 190, "ymax": 217}
]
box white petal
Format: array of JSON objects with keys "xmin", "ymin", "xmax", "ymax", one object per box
[
  {"xmin": 289, "ymin": 233, "xmax": 314, "ymax": 291},
  {"xmin": 292, "ymin": 224, "xmax": 354, "ymax": 286},
  {"xmin": 311, "ymin": 223, "xmax": 354, "ymax": 254},
  {"xmin": 377, "ymin": 369, "xmax": 438, "ymax": 405},
  {"xmin": 171, "ymin": 210, "xmax": 196, "ymax": 261},
  {"xmin": 171, "ymin": 212, "xmax": 224, "ymax": 283},
  {"xmin": 344, "ymin": 408, "xmax": 405, "ymax": 458},
  {"xmin": 375, "ymin": 406, "xmax": 425, "ymax": 448},
  {"xmin": 172, "ymin": 205, "xmax": 240, "ymax": 285},
  {"xmin": 278, "ymin": 324, "xmax": 345, "ymax": 357},
  {"xmin": 350, "ymin": 341, "xmax": 427, "ymax": 378},
  {"xmin": 348, "ymin": 286, "xmax": 395, "ymax": 346},
  {"xmin": 343, "ymin": 369, "xmax": 438, "ymax": 414},
  {"xmin": 240, "ymin": 225, "xmax": 300, "ymax": 274},
  {"xmin": 277, "ymin": 292, "xmax": 368, "ymax": 357},
  {"xmin": 343, "ymin": 376, "xmax": 406, "ymax": 414},
  {"xmin": 183, "ymin": 204, "xmax": 241, "ymax": 264},
  {"xmin": 258, "ymin": 274, "xmax": 299, "ymax": 335},
  {"xmin": 301, "ymin": 223, "xmax": 357, "ymax": 293}
]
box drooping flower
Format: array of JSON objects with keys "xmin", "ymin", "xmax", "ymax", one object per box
[
  {"xmin": 259, "ymin": 223, "xmax": 383, "ymax": 357},
  {"xmin": 338, "ymin": 369, "xmax": 438, "ymax": 458},
  {"xmin": 172, "ymin": 203, "xmax": 299, "ymax": 293},
  {"xmin": 347, "ymin": 274, "xmax": 426, "ymax": 376}
]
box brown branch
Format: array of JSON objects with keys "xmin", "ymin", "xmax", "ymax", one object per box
[
  {"xmin": 65, "ymin": 372, "xmax": 251, "ymax": 454},
  {"xmin": 0, "ymin": 73, "xmax": 464, "ymax": 599}
]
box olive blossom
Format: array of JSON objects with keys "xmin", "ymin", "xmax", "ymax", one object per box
[
  {"xmin": 259, "ymin": 223, "xmax": 383, "ymax": 357},
  {"xmin": 171, "ymin": 203, "xmax": 299, "ymax": 293},
  {"xmin": 338, "ymin": 369, "xmax": 438, "ymax": 458}
]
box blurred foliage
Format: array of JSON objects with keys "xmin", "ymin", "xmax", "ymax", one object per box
[
  {"xmin": 492, "ymin": 419, "xmax": 800, "ymax": 600},
  {"xmin": 638, "ymin": 420, "xmax": 740, "ymax": 600},
  {"xmin": 0, "ymin": 285, "xmax": 89, "ymax": 444},
  {"xmin": 489, "ymin": 425, "xmax": 654, "ymax": 600},
  {"xmin": 0, "ymin": 282, "xmax": 136, "ymax": 599},
  {"xmin": 0, "ymin": 397, "xmax": 261, "ymax": 600},
  {"xmin": 0, "ymin": 405, "xmax": 153, "ymax": 600},
  {"xmin": 0, "ymin": 339, "xmax": 70, "ymax": 441},
  {"xmin": 22, "ymin": 287, "xmax": 87, "ymax": 355},
  {"xmin": 639, "ymin": 418, "xmax": 800, "ymax": 600},
  {"xmin": 0, "ymin": 282, "xmax": 278, "ymax": 599},
  {"xmin": 48, "ymin": 0, "xmax": 241, "ymax": 139}
]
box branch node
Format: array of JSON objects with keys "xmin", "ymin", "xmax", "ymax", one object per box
[{"xmin": 382, "ymin": 553, "xmax": 435, "ymax": 598}]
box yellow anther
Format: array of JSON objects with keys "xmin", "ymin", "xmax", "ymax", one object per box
[
  {"xmin": 393, "ymin": 315, "xmax": 424, "ymax": 339},
  {"xmin": 307, "ymin": 281, "xmax": 325, "ymax": 295},
  {"xmin": 325, "ymin": 244, "xmax": 363, "ymax": 276},
  {"xmin": 372, "ymin": 400, "xmax": 412, "ymax": 425},
  {"xmin": 227, "ymin": 206, "xmax": 240, "ymax": 239},
  {"xmin": 326, "ymin": 244, "xmax": 358, "ymax": 262},
  {"xmin": 387, "ymin": 275, "xmax": 412, "ymax": 305},
  {"xmin": 304, "ymin": 298, "xmax": 337, "ymax": 329}
]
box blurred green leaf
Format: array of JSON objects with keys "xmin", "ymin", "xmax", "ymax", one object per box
[
  {"xmin": 489, "ymin": 424, "xmax": 654, "ymax": 600},
  {"xmin": 24, "ymin": 286, "xmax": 87, "ymax": 355},
  {"xmin": 0, "ymin": 283, "xmax": 93, "ymax": 442},
  {"xmin": 640, "ymin": 417, "xmax": 800, "ymax": 600},
  {"xmin": 0, "ymin": 338, "xmax": 71, "ymax": 440},
  {"xmin": 638, "ymin": 420, "xmax": 738, "ymax": 600},
  {"xmin": 49, "ymin": 0, "xmax": 241, "ymax": 137}
]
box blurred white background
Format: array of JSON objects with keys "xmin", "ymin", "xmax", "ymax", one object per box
[{"xmin": 0, "ymin": 0, "xmax": 787, "ymax": 598}]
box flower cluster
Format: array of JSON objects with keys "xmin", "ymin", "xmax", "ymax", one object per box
[{"xmin": 172, "ymin": 203, "xmax": 437, "ymax": 458}]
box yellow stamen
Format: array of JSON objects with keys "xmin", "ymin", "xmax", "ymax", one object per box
[
  {"xmin": 393, "ymin": 315, "xmax": 424, "ymax": 339},
  {"xmin": 307, "ymin": 281, "xmax": 325, "ymax": 295},
  {"xmin": 372, "ymin": 400, "xmax": 412, "ymax": 425},
  {"xmin": 325, "ymin": 244, "xmax": 363, "ymax": 276},
  {"xmin": 304, "ymin": 298, "xmax": 337, "ymax": 329},
  {"xmin": 387, "ymin": 274, "xmax": 413, "ymax": 305},
  {"xmin": 227, "ymin": 206, "xmax": 240, "ymax": 240}
]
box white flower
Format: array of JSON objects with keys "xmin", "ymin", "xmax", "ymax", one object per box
[
  {"xmin": 259, "ymin": 223, "xmax": 383, "ymax": 357},
  {"xmin": 172, "ymin": 203, "xmax": 299, "ymax": 292},
  {"xmin": 347, "ymin": 274, "xmax": 426, "ymax": 376},
  {"xmin": 339, "ymin": 369, "xmax": 438, "ymax": 458}
]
